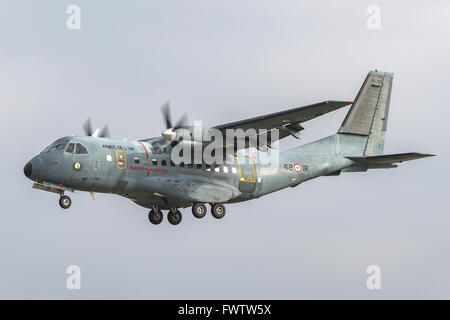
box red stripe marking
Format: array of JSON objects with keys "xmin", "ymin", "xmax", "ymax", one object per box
[
  {"xmin": 59, "ymin": 185, "xmax": 63, "ymax": 190},
  {"xmin": 138, "ymin": 141, "xmax": 150, "ymax": 176}
]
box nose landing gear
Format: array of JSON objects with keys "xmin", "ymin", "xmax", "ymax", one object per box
[{"xmin": 59, "ymin": 195, "xmax": 72, "ymax": 209}]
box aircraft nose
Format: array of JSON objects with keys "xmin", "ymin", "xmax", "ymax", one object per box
[
  {"xmin": 24, "ymin": 156, "xmax": 42, "ymax": 180},
  {"xmin": 24, "ymin": 162, "xmax": 32, "ymax": 177}
]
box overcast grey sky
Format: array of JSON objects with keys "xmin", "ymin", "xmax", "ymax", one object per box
[{"xmin": 0, "ymin": 0, "xmax": 449, "ymax": 299}]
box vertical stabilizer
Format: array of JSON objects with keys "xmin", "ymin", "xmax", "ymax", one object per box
[{"xmin": 339, "ymin": 70, "xmax": 393, "ymax": 156}]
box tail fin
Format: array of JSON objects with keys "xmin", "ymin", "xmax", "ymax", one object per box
[
  {"xmin": 287, "ymin": 70, "xmax": 434, "ymax": 170},
  {"xmin": 339, "ymin": 70, "xmax": 393, "ymax": 156}
]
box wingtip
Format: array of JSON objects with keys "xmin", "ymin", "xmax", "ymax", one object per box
[
  {"xmin": 327, "ymin": 100, "xmax": 353, "ymax": 105},
  {"xmin": 416, "ymin": 153, "xmax": 436, "ymax": 159}
]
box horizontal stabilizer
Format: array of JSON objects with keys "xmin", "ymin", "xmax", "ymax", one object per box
[{"xmin": 346, "ymin": 152, "xmax": 434, "ymax": 169}]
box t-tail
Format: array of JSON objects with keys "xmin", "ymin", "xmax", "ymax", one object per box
[{"xmin": 290, "ymin": 70, "xmax": 434, "ymax": 171}]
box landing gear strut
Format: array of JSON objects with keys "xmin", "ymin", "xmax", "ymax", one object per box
[
  {"xmin": 211, "ymin": 203, "xmax": 226, "ymax": 219},
  {"xmin": 59, "ymin": 195, "xmax": 72, "ymax": 209},
  {"xmin": 192, "ymin": 203, "xmax": 207, "ymax": 219},
  {"xmin": 168, "ymin": 209, "xmax": 182, "ymax": 225},
  {"xmin": 148, "ymin": 208, "xmax": 163, "ymax": 225}
]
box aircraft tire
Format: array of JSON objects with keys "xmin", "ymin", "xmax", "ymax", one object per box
[
  {"xmin": 59, "ymin": 195, "xmax": 72, "ymax": 209},
  {"xmin": 192, "ymin": 203, "xmax": 207, "ymax": 219},
  {"xmin": 168, "ymin": 210, "xmax": 182, "ymax": 225},
  {"xmin": 211, "ymin": 204, "xmax": 226, "ymax": 219},
  {"xmin": 148, "ymin": 209, "xmax": 163, "ymax": 225}
]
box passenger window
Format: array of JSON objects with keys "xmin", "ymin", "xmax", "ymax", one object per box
[
  {"xmin": 232, "ymin": 167, "xmax": 237, "ymax": 174},
  {"xmin": 75, "ymin": 144, "xmax": 88, "ymax": 154},
  {"xmin": 214, "ymin": 165, "xmax": 220, "ymax": 173},
  {"xmin": 196, "ymin": 164, "xmax": 202, "ymax": 169},
  {"xmin": 205, "ymin": 164, "xmax": 211, "ymax": 172},
  {"xmin": 152, "ymin": 159, "xmax": 157, "ymax": 166},
  {"xmin": 134, "ymin": 157, "xmax": 140, "ymax": 164},
  {"xmin": 180, "ymin": 162, "xmax": 185, "ymax": 168},
  {"xmin": 170, "ymin": 161, "xmax": 175, "ymax": 167},
  {"xmin": 65, "ymin": 143, "xmax": 75, "ymax": 154},
  {"xmin": 223, "ymin": 166, "xmax": 229, "ymax": 173},
  {"xmin": 188, "ymin": 164, "xmax": 193, "ymax": 168},
  {"xmin": 162, "ymin": 160, "xmax": 167, "ymax": 166}
]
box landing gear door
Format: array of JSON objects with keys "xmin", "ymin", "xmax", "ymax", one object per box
[{"xmin": 237, "ymin": 156, "xmax": 256, "ymax": 194}]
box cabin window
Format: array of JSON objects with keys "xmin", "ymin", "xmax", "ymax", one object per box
[
  {"xmin": 188, "ymin": 164, "xmax": 193, "ymax": 168},
  {"xmin": 134, "ymin": 157, "xmax": 140, "ymax": 164},
  {"xmin": 170, "ymin": 161, "xmax": 175, "ymax": 167},
  {"xmin": 65, "ymin": 143, "xmax": 75, "ymax": 154},
  {"xmin": 161, "ymin": 160, "xmax": 167, "ymax": 166},
  {"xmin": 180, "ymin": 162, "xmax": 184, "ymax": 168},
  {"xmin": 196, "ymin": 164, "xmax": 202, "ymax": 169},
  {"xmin": 232, "ymin": 167, "xmax": 237, "ymax": 174},
  {"xmin": 223, "ymin": 166, "xmax": 228, "ymax": 173},
  {"xmin": 205, "ymin": 164, "xmax": 211, "ymax": 172},
  {"xmin": 214, "ymin": 166, "xmax": 220, "ymax": 173},
  {"xmin": 152, "ymin": 159, "xmax": 157, "ymax": 166},
  {"xmin": 75, "ymin": 143, "xmax": 88, "ymax": 154}
]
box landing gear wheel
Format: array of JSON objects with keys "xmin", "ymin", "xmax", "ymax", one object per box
[
  {"xmin": 192, "ymin": 203, "xmax": 207, "ymax": 219},
  {"xmin": 168, "ymin": 210, "xmax": 182, "ymax": 225},
  {"xmin": 148, "ymin": 209, "xmax": 163, "ymax": 225},
  {"xmin": 211, "ymin": 203, "xmax": 226, "ymax": 219},
  {"xmin": 59, "ymin": 195, "xmax": 72, "ymax": 209}
]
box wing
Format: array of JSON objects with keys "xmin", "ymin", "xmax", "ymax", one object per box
[{"xmin": 213, "ymin": 100, "xmax": 352, "ymax": 149}]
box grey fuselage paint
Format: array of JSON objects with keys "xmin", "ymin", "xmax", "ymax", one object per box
[{"xmin": 25, "ymin": 135, "xmax": 355, "ymax": 210}]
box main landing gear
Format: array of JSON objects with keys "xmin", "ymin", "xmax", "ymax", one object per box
[
  {"xmin": 211, "ymin": 203, "xmax": 226, "ymax": 219},
  {"xmin": 148, "ymin": 207, "xmax": 182, "ymax": 225},
  {"xmin": 167, "ymin": 209, "xmax": 182, "ymax": 225},
  {"xmin": 148, "ymin": 208, "xmax": 163, "ymax": 225},
  {"xmin": 192, "ymin": 202, "xmax": 226, "ymax": 220},
  {"xmin": 192, "ymin": 203, "xmax": 207, "ymax": 219},
  {"xmin": 148, "ymin": 203, "xmax": 227, "ymax": 225},
  {"xmin": 59, "ymin": 195, "xmax": 72, "ymax": 209}
]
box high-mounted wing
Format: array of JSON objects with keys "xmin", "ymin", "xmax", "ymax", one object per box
[{"xmin": 213, "ymin": 100, "xmax": 352, "ymax": 149}]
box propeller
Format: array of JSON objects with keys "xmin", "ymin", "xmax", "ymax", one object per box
[
  {"xmin": 161, "ymin": 101, "xmax": 188, "ymax": 140},
  {"xmin": 83, "ymin": 118, "xmax": 110, "ymax": 138}
]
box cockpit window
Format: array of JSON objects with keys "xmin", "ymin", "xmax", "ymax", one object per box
[
  {"xmin": 44, "ymin": 141, "xmax": 68, "ymax": 153},
  {"xmin": 65, "ymin": 143, "xmax": 75, "ymax": 154},
  {"xmin": 75, "ymin": 143, "xmax": 88, "ymax": 154}
]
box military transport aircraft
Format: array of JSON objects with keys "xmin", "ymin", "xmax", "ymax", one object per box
[{"xmin": 24, "ymin": 70, "xmax": 433, "ymax": 225}]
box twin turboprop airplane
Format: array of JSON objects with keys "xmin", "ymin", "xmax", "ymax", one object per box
[{"xmin": 24, "ymin": 70, "xmax": 433, "ymax": 225}]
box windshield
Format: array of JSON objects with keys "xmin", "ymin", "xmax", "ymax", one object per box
[{"xmin": 42, "ymin": 140, "xmax": 68, "ymax": 153}]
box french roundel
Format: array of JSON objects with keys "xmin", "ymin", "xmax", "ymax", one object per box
[{"xmin": 293, "ymin": 162, "xmax": 302, "ymax": 173}]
